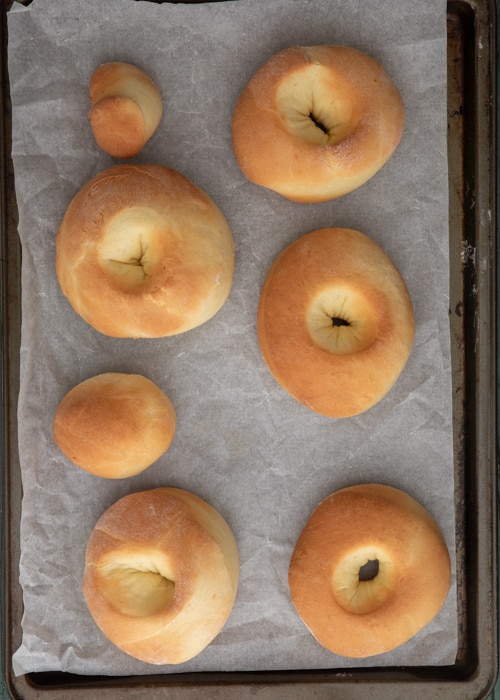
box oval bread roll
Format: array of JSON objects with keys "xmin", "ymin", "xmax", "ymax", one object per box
[{"xmin": 53, "ymin": 373, "xmax": 176, "ymax": 479}]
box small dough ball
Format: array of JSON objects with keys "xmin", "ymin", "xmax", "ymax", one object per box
[
  {"xmin": 83, "ymin": 487, "xmax": 239, "ymax": 664},
  {"xmin": 56, "ymin": 164, "xmax": 234, "ymax": 338},
  {"xmin": 232, "ymin": 45, "xmax": 405, "ymax": 202},
  {"xmin": 288, "ymin": 484, "xmax": 451, "ymax": 658},
  {"xmin": 257, "ymin": 228, "xmax": 414, "ymax": 417},
  {"xmin": 53, "ymin": 373, "xmax": 176, "ymax": 478},
  {"xmin": 89, "ymin": 62, "xmax": 163, "ymax": 159}
]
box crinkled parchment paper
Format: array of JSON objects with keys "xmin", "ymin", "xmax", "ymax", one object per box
[{"xmin": 8, "ymin": 0, "xmax": 456, "ymax": 677}]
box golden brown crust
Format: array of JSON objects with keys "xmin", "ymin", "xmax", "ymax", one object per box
[
  {"xmin": 53, "ymin": 373, "xmax": 176, "ymax": 478},
  {"xmin": 89, "ymin": 62, "xmax": 163, "ymax": 159},
  {"xmin": 288, "ymin": 484, "xmax": 451, "ymax": 658},
  {"xmin": 82, "ymin": 488, "xmax": 239, "ymax": 665},
  {"xmin": 231, "ymin": 45, "xmax": 405, "ymax": 202},
  {"xmin": 257, "ymin": 228, "xmax": 414, "ymax": 418},
  {"xmin": 56, "ymin": 164, "xmax": 234, "ymax": 338}
]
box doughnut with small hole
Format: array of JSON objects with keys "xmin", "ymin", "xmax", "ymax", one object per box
[
  {"xmin": 257, "ymin": 228, "xmax": 414, "ymax": 417},
  {"xmin": 83, "ymin": 487, "xmax": 239, "ymax": 664},
  {"xmin": 232, "ymin": 45, "xmax": 405, "ymax": 202},
  {"xmin": 56, "ymin": 164, "xmax": 234, "ymax": 338},
  {"xmin": 288, "ymin": 483, "xmax": 451, "ymax": 657}
]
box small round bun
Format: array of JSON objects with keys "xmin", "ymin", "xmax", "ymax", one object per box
[
  {"xmin": 53, "ymin": 373, "xmax": 176, "ymax": 478},
  {"xmin": 89, "ymin": 62, "xmax": 163, "ymax": 159},
  {"xmin": 257, "ymin": 228, "xmax": 414, "ymax": 418},
  {"xmin": 56, "ymin": 164, "xmax": 234, "ymax": 338},
  {"xmin": 232, "ymin": 45, "xmax": 404, "ymax": 202},
  {"xmin": 289, "ymin": 484, "xmax": 451, "ymax": 658},
  {"xmin": 83, "ymin": 488, "xmax": 239, "ymax": 664}
]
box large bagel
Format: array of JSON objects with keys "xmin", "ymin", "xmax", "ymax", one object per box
[
  {"xmin": 83, "ymin": 488, "xmax": 239, "ymax": 665},
  {"xmin": 232, "ymin": 45, "xmax": 405, "ymax": 202},
  {"xmin": 53, "ymin": 373, "xmax": 176, "ymax": 479},
  {"xmin": 288, "ymin": 484, "xmax": 451, "ymax": 658},
  {"xmin": 56, "ymin": 164, "xmax": 234, "ymax": 338},
  {"xmin": 89, "ymin": 62, "xmax": 163, "ymax": 159},
  {"xmin": 257, "ymin": 228, "xmax": 414, "ymax": 418}
]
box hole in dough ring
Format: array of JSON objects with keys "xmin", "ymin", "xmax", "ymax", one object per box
[
  {"xmin": 56, "ymin": 164, "xmax": 234, "ymax": 338},
  {"xmin": 231, "ymin": 45, "xmax": 405, "ymax": 203},
  {"xmin": 288, "ymin": 484, "xmax": 451, "ymax": 658},
  {"xmin": 82, "ymin": 487, "xmax": 239, "ymax": 665},
  {"xmin": 257, "ymin": 228, "xmax": 415, "ymax": 418}
]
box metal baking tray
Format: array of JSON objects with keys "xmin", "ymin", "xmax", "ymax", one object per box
[{"xmin": 0, "ymin": 0, "xmax": 497, "ymax": 697}]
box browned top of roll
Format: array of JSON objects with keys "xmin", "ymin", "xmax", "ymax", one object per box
[
  {"xmin": 89, "ymin": 62, "xmax": 163, "ymax": 159},
  {"xmin": 53, "ymin": 373, "xmax": 176, "ymax": 478}
]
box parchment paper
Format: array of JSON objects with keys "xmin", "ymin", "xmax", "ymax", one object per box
[{"xmin": 8, "ymin": 0, "xmax": 456, "ymax": 677}]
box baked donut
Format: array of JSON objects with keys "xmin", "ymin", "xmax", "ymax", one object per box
[
  {"xmin": 231, "ymin": 45, "xmax": 405, "ymax": 202},
  {"xmin": 83, "ymin": 487, "xmax": 239, "ymax": 665},
  {"xmin": 257, "ymin": 228, "xmax": 414, "ymax": 418},
  {"xmin": 53, "ymin": 373, "xmax": 176, "ymax": 479},
  {"xmin": 89, "ymin": 62, "xmax": 163, "ymax": 159},
  {"xmin": 56, "ymin": 164, "xmax": 234, "ymax": 338},
  {"xmin": 288, "ymin": 484, "xmax": 451, "ymax": 658}
]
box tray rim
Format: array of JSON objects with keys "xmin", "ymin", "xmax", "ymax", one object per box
[{"xmin": 1, "ymin": 0, "xmax": 497, "ymax": 697}]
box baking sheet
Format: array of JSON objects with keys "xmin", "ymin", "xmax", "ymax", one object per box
[{"xmin": 7, "ymin": 0, "xmax": 457, "ymax": 678}]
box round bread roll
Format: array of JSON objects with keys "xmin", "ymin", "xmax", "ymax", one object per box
[
  {"xmin": 231, "ymin": 45, "xmax": 405, "ymax": 202},
  {"xmin": 53, "ymin": 373, "xmax": 176, "ymax": 479},
  {"xmin": 257, "ymin": 228, "xmax": 414, "ymax": 418},
  {"xmin": 89, "ymin": 62, "xmax": 163, "ymax": 159},
  {"xmin": 288, "ymin": 484, "xmax": 451, "ymax": 658},
  {"xmin": 83, "ymin": 488, "xmax": 239, "ymax": 664},
  {"xmin": 56, "ymin": 164, "xmax": 234, "ymax": 338}
]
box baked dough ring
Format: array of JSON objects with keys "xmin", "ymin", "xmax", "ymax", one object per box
[
  {"xmin": 53, "ymin": 373, "xmax": 176, "ymax": 479},
  {"xmin": 288, "ymin": 484, "xmax": 451, "ymax": 658},
  {"xmin": 231, "ymin": 45, "xmax": 405, "ymax": 202},
  {"xmin": 89, "ymin": 62, "xmax": 163, "ymax": 159},
  {"xmin": 257, "ymin": 228, "xmax": 414, "ymax": 418},
  {"xmin": 83, "ymin": 487, "xmax": 239, "ymax": 665},
  {"xmin": 56, "ymin": 164, "xmax": 234, "ymax": 338}
]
